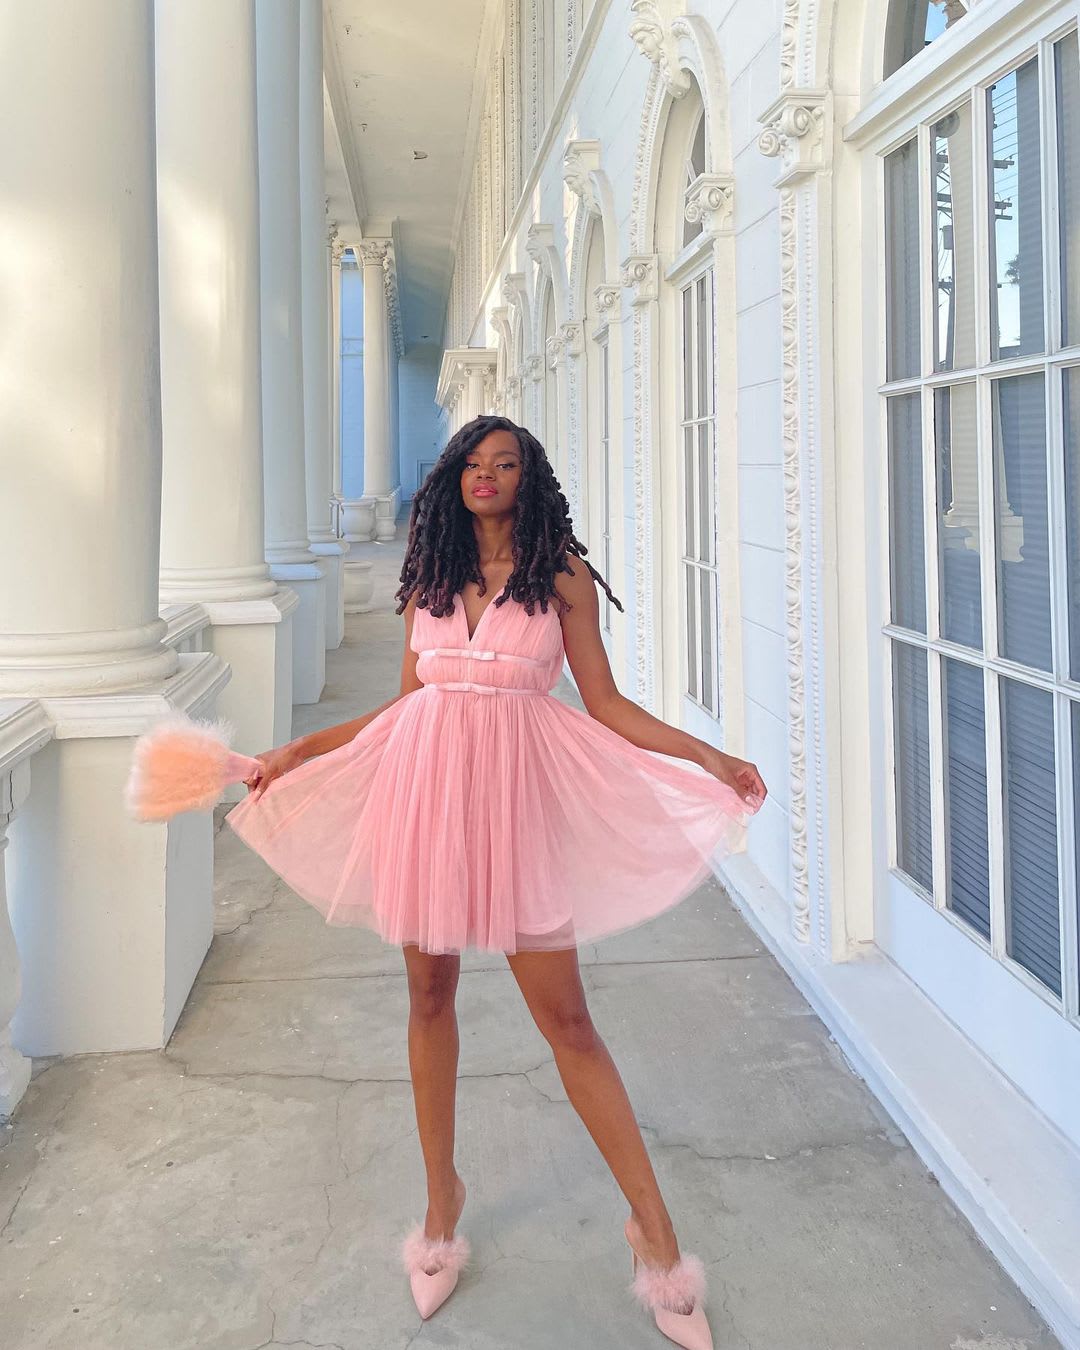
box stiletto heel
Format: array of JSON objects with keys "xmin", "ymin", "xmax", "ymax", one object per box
[
  {"xmin": 401, "ymin": 1226, "xmax": 470, "ymax": 1319},
  {"xmin": 625, "ymin": 1218, "xmax": 714, "ymax": 1350}
]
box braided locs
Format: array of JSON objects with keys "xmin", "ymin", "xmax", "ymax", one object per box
[{"xmin": 394, "ymin": 414, "xmax": 623, "ymax": 622}]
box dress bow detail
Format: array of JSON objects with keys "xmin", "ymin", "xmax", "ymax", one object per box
[{"xmin": 426, "ymin": 646, "xmax": 497, "ymax": 661}]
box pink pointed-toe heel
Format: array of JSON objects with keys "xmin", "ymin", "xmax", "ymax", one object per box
[
  {"xmin": 625, "ymin": 1219, "xmax": 714, "ymax": 1350},
  {"xmin": 401, "ymin": 1225, "xmax": 470, "ymax": 1319}
]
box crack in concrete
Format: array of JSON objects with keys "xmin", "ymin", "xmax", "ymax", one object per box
[
  {"xmin": 0, "ymin": 1079, "xmax": 81, "ymax": 1242},
  {"xmin": 639, "ymin": 1121, "xmax": 891, "ymax": 1169}
]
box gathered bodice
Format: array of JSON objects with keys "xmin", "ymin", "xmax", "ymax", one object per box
[{"xmin": 411, "ymin": 590, "xmax": 564, "ymax": 696}]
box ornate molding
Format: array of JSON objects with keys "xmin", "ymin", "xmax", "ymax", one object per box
[
  {"xmin": 355, "ymin": 239, "xmax": 389, "ymax": 267},
  {"xmin": 382, "ymin": 248, "xmax": 404, "ymax": 359},
  {"xmin": 594, "ymin": 282, "xmax": 621, "ymax": 321},
  {"xmin": 524, "ymin": 353, "xmax": 545, "ymax": 383},
  {"xmin": 757, "ymin": 91, "xmax": 827, "ymax": 187},
  {"xmin": 684, "ymin": 172, "xmax": 734, "ymax": 234},
  {"xmin": 563, "ymin": 138, "xmax": 603, "ymax": 216},
  {"xmin": 620, "ymin": 253, "xmax": 658, "ymax": 306},
  {"xmin": 628, "ymin": 0, "xmax": 692, "ymax": 100}
]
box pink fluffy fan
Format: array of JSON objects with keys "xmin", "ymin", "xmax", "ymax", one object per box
[{"xmin": 124, "ymin": 710, "xmax": 264, "ymax": 822}]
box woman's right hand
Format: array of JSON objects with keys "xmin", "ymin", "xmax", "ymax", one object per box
[{"xmin": 243, "ymin": 742, "xmax": 307, "ymax": 801}]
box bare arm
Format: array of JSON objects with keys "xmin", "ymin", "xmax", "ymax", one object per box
[
  {"xmin": 555, "ymin": 561, "xmax": 767, "ymax": 806},
  {"xmin": 246, "ymin": 592, "xmax": 425, "ymax": 799}
]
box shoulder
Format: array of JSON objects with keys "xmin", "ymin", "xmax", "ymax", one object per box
[{"xmin": 552, "ymin": 557, "xmax": 598, "ymax": 614}]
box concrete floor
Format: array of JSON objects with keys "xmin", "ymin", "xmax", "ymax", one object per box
[{"xmin": 0, "ymin": 527, "xmax": 1060, "ymax": 1350}]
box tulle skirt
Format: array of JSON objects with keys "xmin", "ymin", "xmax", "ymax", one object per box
[{"xmin": 224, "ymin": 684, "xmax": 755, "ymax": 956}]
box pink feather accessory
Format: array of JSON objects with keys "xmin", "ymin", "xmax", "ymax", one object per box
[
  {"xmin": 124, "ymin": 710, "xmax": 262, "ymax": 822},
  {"xmin": 630, "ymin": 1251, "xmax": 707, "ymax": 1315}
]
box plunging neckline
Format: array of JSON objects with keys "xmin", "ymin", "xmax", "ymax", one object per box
[{"xmin": 458, "ymin": 584, "xmax": 509, "ymax": 644}]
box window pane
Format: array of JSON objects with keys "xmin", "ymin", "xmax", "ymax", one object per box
[
  {"xmin": 894, "ymin": 641, "xmax": 934, "ymax": 894},
  {"xmin": 696, "ymin": 275, "xmax": 709, "ymax": 419},
  {"xmin": 685, "ymin": 565, "xmax": 698, "ymax": 701},
  {"xmin": 682, "ymin": 285, "xmax": 693, "ymax": 419},
  {"xmin": 989, "ymin": 59, "xmax": 1045, "ymax": 360},
  {"xmin": 683, "ymin": 424, "xmax": 696, "ymax": 560},
  {"xmin": 932, "ymin": 103, "xmax": 976, "ymax": 371},
  {"xmin": 1057, "ymin": 31, "xmax": 1080, "ymax": 348},
  {"xmin": 1067, "ymin": 368, "xmax": 1080, "ymax": 677},
  {"xmin": 935, "ymin": 384, "xmax": 982, "ymax": 648},
  {"xmin": 943, "ymin": 658, "xmax": 991, "ymax": 939},
  {"xmin": 700, "ymin": 566, "xmax": 715, "ymax": 713},
  {"xmin": 884, "ymin": 0, "xmax": 970, "ymax": 78},
  {"xmin": 698, "ymin": 421, "xmax": 712, "ymax": 566},
  {"xmin": 994, "ymin": 374, "xmax": 1051, "ymax": 671},
  {"xmin": 885, "ymin": 140, "xmax": 922, "ymax": 381},
  {"xmin": 888, "ymin": 393, "xmax": 927, "ymax": 632},
  {"xmin": 1001, "ymin": 677, "xmax": 1061, "ymax": 996}
]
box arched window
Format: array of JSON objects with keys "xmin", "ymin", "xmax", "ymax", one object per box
[
  {"xmin": 654, "ymin": 75, "xmax": 722, "ymax": 728},
  {"xmin": 870, "ymin": 14, "xmax": 1080, "ymax": 1010},
  {"xmin": 682, "ymin": 110, "xmax": 708, "ymax": 249},
  {"xmin": 884, "ymin": 0, "xmax": 971, "ymax": 78}
]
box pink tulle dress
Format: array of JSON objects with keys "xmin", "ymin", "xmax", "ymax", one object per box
[{"xmin": 224, "ymin": 587, "xmax": 759, "ymax": 955}]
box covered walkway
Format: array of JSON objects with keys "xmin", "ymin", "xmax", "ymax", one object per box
[{"xmin": 0, "ymin": 536, "xmax": 1056, "ymax": 1350}]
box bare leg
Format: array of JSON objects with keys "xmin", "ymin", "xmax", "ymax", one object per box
[
  {"xmin": 403, "ymin": 944, "xmax": 466, "ymax": 1240},
  {"xmin": 505, "ymin": 946, "xmax": 680, "ymax": 1270}
]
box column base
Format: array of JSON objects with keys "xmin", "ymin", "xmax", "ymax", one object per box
[
  {"xmin": 6, "ymin": 652, "xmax": 230, "ymax": 1057},
  {"xmin": 374, "ymin": 487, "xmax": 401, "ymax": 542},
  {"xmin": 344, "ymin": 560, "xmax": 375, "ymax": 614},
  {"xmin": 341, "ymin": 497, "xmax": 375, "ymax": 543},
  {"xmin": 310, "ymin": 539, "xmax": 349, "ymax": 650},
  {"xmin": 269, "ymin": 561, "xmax": 326, "ymax": 705}
]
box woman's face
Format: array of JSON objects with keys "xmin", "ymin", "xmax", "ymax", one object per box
[{"xmin": 460, "ymin": 430, "xmax": 523, "ymax": 517}]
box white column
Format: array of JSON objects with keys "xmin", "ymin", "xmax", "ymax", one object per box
[
  {"xmin": 156, "ymin": 0, "xmax": 297, "ymax": 766},
  {"xmin": 0, "ymin": 0, "xmax": 229, "ymax": 1058},
  {"xmin": 355, "ymin": 239, "xmax": 398, "ymax": 543},
  {"xmin": 330, "ymin": 233, "xmax": 345, "ymax": 505},
  {"xmin": 299, "ymin": 0, "xmax": 347, "ymax": 649},
  {"xmin": 256, "ymin": 0, "xmax": 326, "ymax": 704},
  {"xmin": 466, "ymin": 364, "xmax": 494, "ymax": 421}
]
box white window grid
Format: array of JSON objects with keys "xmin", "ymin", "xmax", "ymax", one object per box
[
  {"xmin": 878, "ymin": 18, "xmax": 1080, "ymax": 1022},
  {"xmin": 678, "ymin": 263, "xmax": 721, "ymax": 719}
]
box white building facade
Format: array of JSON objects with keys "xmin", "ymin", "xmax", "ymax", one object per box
[
  {"xmin": 433, "ymin": 1, "xmax": 1080, "ymax": 1343},
  {"xmin": 1, "ymin": 1, "xmax": 1078, "ymax": 1344}
]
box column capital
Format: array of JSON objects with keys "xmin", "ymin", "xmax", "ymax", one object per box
[{"xmin": 356, "ymin": 238, "xmax": 391, "ymax": 267}]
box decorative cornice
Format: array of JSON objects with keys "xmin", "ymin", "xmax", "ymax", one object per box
[
  {"xmin": 628, "ymin": 1, "xmax": 691, "ymax": 100},
  {"xmin": 563, "ymin": 138, "xmax": 603, "ymax": 216},
  {"xmin": 757, "ymin": 90, "xmax": 827, "ymax": 187},
  {"xmin": 684, "ymin": 172, "xmax": 734, "ymax": 234},
  {"xmin": 382, "ymin": 247, "xmax": 405, "ymax": 359},
  {"xmin": 620, "ymin": 253, "xmax": 658, "ymax": 305}
]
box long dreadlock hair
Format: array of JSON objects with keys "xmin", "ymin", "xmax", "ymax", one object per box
[{"xmin": 394, "ymin": 414, "xmax": 624, "ymax": 622}]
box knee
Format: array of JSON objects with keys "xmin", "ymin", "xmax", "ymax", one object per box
[
  {"xmin": 539, "ymin": 1001, "xmax": 601, "ymax": 1056},
  {"xmin": 407, "ymin": 970, "xmax": 458, "ymax": 1023}
]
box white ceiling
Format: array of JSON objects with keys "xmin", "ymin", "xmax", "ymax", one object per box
[{"xmin": 323, "ymin": 0, "xmax": 495, "ymax": 348}]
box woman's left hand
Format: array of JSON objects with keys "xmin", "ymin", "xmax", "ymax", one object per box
[{"xmin": 700, "ymin": 747, "xmax": 767, "ymax": 810}]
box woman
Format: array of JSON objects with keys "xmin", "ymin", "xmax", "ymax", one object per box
[{"xmin": 225, "ymin": 414, "xmax": 766, "ymax": 1350}]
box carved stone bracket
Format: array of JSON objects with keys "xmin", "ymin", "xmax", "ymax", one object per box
[
  {"xmin": 684, "ymin": 172, "xmax": 734, "ymax": 234},
  {"xmin": 524, "ymin": 353, "xmax": 545, "ymax": 383},
  {"xmin": 629, "ymin": 0, "xmax": 692, "ymax": 100},
  {"xmin": 525, "ymin": 222, "xmax": 554, "ymax": 270},
  {"xmin": 757, "ymin": 90, "xmax": 827, "ymax": 187},
  {"xmin": 563, "ymin": 138, "xmax": 603, "ymax": 216},
  {"xmin": 546, "ymin": 332, "xmax": 566, "ymax": 369},
  {"xmin": 559, "ymin": 320, "xmax": 585, "ymax": 358},
  {"xmin": 620, "ymin": 253, "xmax": 659, "ymax": 305}
]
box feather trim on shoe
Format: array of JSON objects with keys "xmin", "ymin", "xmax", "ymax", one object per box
[
  {"xmin": 401, "ymin": 1224, "xmax": 471, "ymax": 1278},
  {"xmin": 631, "ymin": 1251, "xmax": 707, "ymax": 1315}
]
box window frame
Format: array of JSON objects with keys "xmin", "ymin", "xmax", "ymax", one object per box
[{"xmin": 872, "ymin": 10, "xmax": 1080, "ymax": 1022}]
